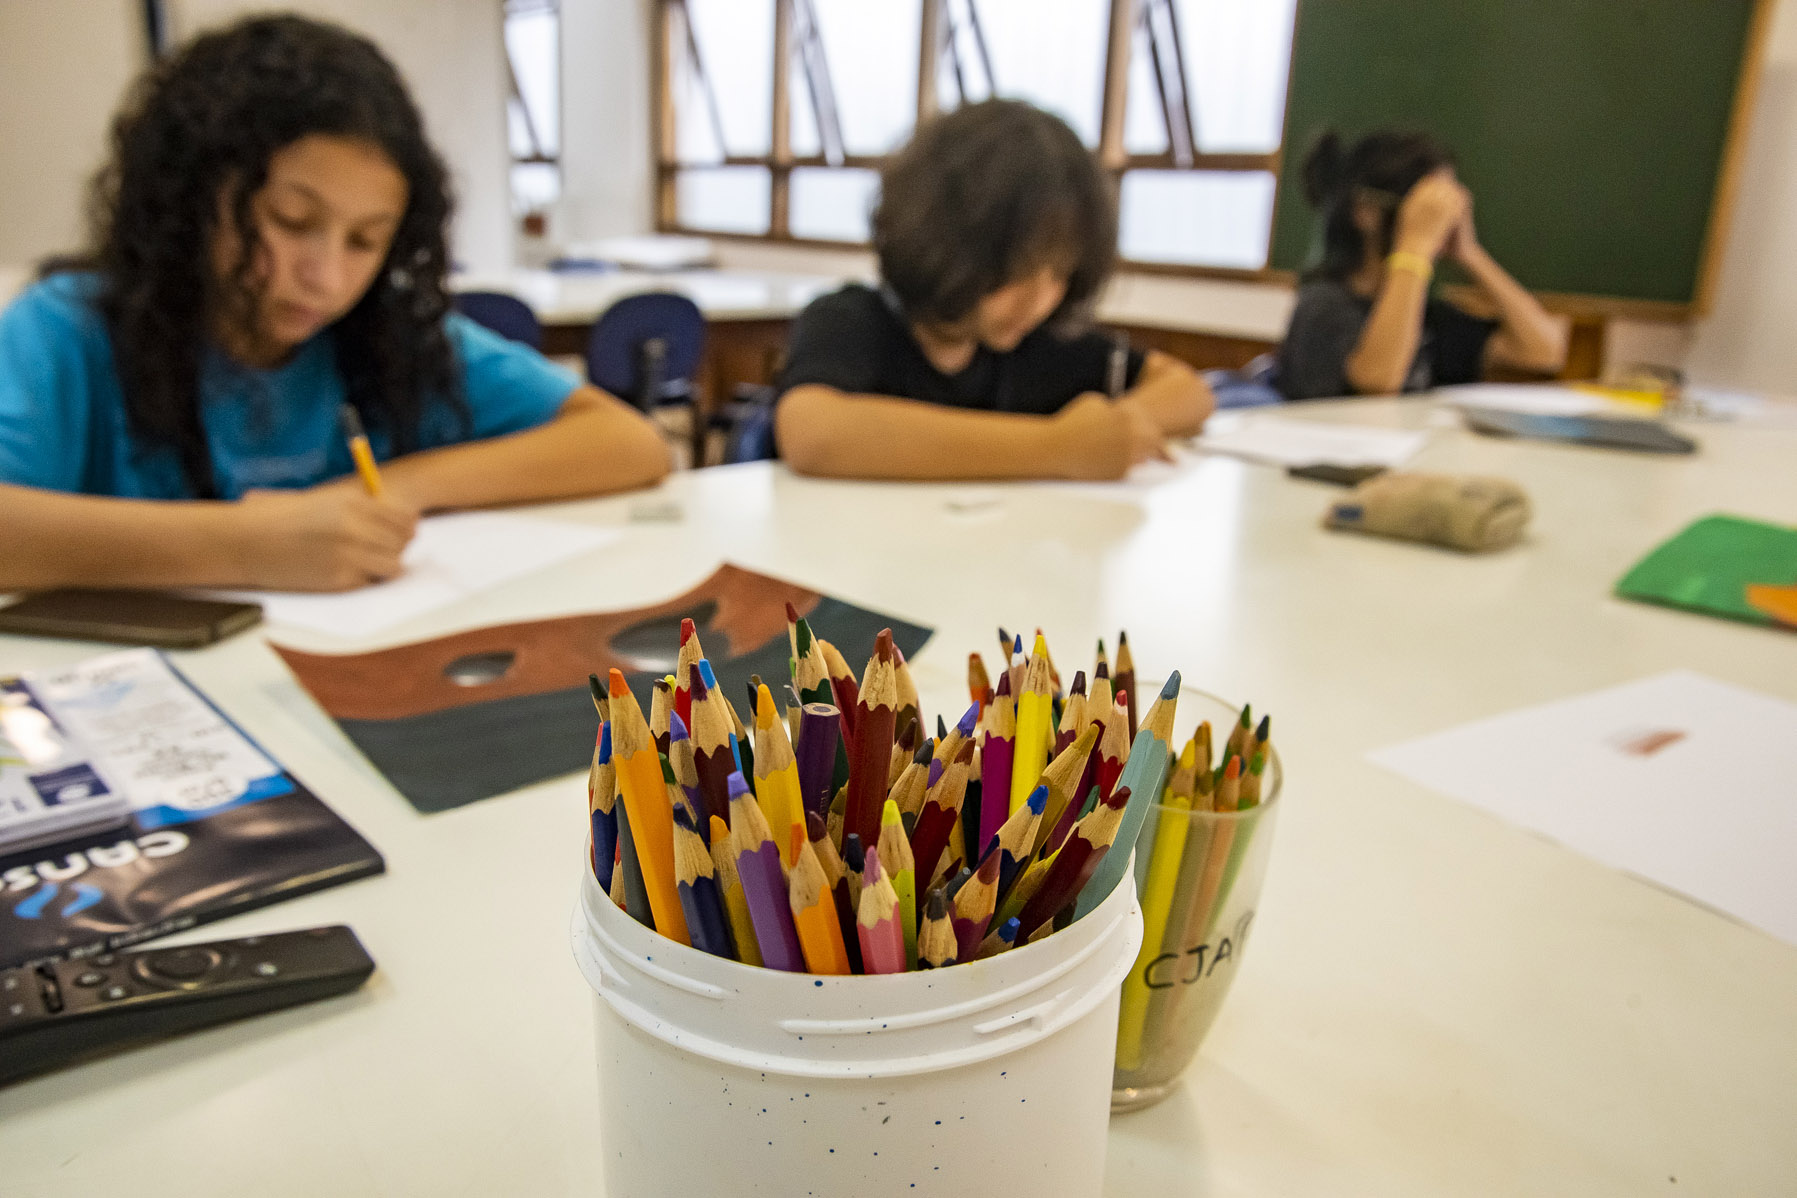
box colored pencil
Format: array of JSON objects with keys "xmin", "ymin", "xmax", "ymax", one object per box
[
  {"xmin": 752, "ymin": 683, "xmax": 807, "ymax": 868},
  {"xmin": 844, "ymin": 629, "xmax": 898, "ymax": 848},
  {"xmin": 665, "ymin": 711, "xmax": 706, "ymax": 836},
  {"xmin": 968, "ymin": 652, "xmax": 992, "ymax": 719},
  {"xmin": 1093, "ymin": 637, "xmax": 1109, "ymax": 681},
  {"xmin": 989, "ymin": 783, "xmax": 1047, "ymax": 903},
  {"xmin": 720, "ymin": 677, "xmax": 755, "ymax": 784},
  {"xmin": 686, "ymin": 663, "xmax": 736, "ymax": 830},
  {"xmin": 1014, "ymin": 785, "xmax": 1129, "ymax": 942},
  {"xmin": 842, "ymin": 832, "xmax": 867, "ymax": 915},
  {"xmin": 587, "ymin": 673, "xmax": 610, "ymax": 724},
  {"xmin": 673, "ymin": 806, "xmax": 735, "ymax": 959},
  {"xmin": 935, "ymin": 702, "xmax": 979, "ymax": 774},
  {"xmin": 709, "ymin": 813, "xmax": 763, "ymax": 968},
  {"xmin": 794, "ymin": 702, "xmax": 842, "ymax": 823},
  {"xmin": 910, "ymin": 739, "xmax": 973, "ymax": 900},
  {"xmin": 893, "ymin": 645, "xmax": 921, "ymax": 748},
  {"xmin": 1115, "ymin": 791, "xmax": 1194, "ymax": 1069},
  {"xmin": 1095, "ymin": 694, "xmax": 1132, "ymax": 804},
  {"xmin": 978, "ymin": 671, "xmax": 1016, "ymax": 853},
  {"xmin": 888, "ymin": 755, "xmax": 930, "ymax": 821},
  {"xmin": 1224, "ymin": 702, "xmax": 1253, "ymax": 767},
  {"xmin": 649, "ymin": 676, "xmax": 674, "ymax": 758},
  {"xmin": 1005, "ymin": 631, "xmax": 1026, "ymax": 706},
  {"xmin": 608, "ymin": 848, "xmax": 627, "ymax": 910},
  {"xmin": 1034, "ymin": 721, "xmax": 1101, "ymax": 857},
  {"xmin": 879, "ymin": 798, "xmax": 918, "ymax": 967},
  {"xmin": 816, "ymin": 637, "xmax": 860, "ymax": 739},
  {"xmin": 1055, "ymin": 670, "xmax": 1088, "ymax": 755},
  {"xmin": 1074, "ymin": 673, "xmax": 1180, "ymax": 920},
  {"xmin": 613, "ymin": 799, "xmax": 654, "ymax": 929},
  {"xmin": 950, "ymin": 845, "xmax": 1002, "ymax": 963},
  {"xmin": 1114, "ymin": 629, "xmax": 1138, "ymax": 741},
  {"xmin": 918, "ymin": 889, "xmax": 957, "ymax": 969},
  {"xmin": 1009, "ymin": 634, "xmax": 1055, "ymax": 815},
  {"xmin": 787, "ymin": 606, "xmax": 831, "ymax": 704},
  {"xmin": 608, "ymin": 670, "xmax": 689, "ymax": 944},
  {"xmin": 1088, "ymin": 662, "xmax": 1113, "ymax": 726},
  {"xmin": 588, "ymin": 721, "xmax": 617, "ymax": 892},
  {"xmin": 788, "ymin": 826, "xmax": 852, "ymax": 976},
  {"xmin": 856, "ymin": 846, "xmax": 907, "ymax": 975},
  {"xmin": 975, "ymin": 917, "xmax": 1021, "ymax": 960},
  {"xmin": 1241, "ymin": 749, "xmax": 1266, "ymax": 808},
  {"xmin": 674, "ymin": 617, "xmax": 703, "ymax": 730},
  {"xmin": 725, "ymin": 772, "xmax": 805, "ymax": 972},
  {"xmin": 808, "ymin": 812, "xmax": 862, "ymax": 975},
  {"xmin": 888, "ymin": 720, "xmax": 920, "ymax": 791}
]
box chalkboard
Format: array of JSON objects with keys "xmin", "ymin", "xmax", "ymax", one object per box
[{"xmin": 1269, "ymin": 0, "xmax": 1767, "ymax": 314}]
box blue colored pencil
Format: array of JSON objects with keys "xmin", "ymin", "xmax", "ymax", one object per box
[
  {"xmin": 588, "ymin": 721, "xmax": 617, "ymax": 893},
  {"xmin": 673, "ymin": 806, "xmax": 736, "ymax": 959}
]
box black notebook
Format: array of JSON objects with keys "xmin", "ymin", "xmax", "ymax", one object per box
[{"xmin": 0, "ymin": 649, "xmax": 382, "ymax": 970}]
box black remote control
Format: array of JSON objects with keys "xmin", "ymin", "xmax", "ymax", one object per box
[{"xmin": 0, "ymin": 925, "xmax": 375, "ymax": 1086}]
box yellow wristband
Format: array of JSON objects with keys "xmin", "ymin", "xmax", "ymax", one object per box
[{"xmin": 1387, "ymin": 250, "xmax": 1434, "ymax": 281}]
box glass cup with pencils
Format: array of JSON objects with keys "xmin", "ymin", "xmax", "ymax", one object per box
[{"xmin": 1112, "ymin": 688, "xmax": 1281, "ymax": 1112}]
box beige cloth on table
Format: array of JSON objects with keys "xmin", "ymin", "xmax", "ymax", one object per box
[{"xmin": 1324, "ymin": 472, "xmax": 1531, "ymax": 553}]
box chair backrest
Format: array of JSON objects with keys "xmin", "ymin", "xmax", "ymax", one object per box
[
  {"xmin": 723, "ymin": 385, "xmax": 780, "ymax": 465},
  {"xmin": 453, "ymin": 291, "xmax": 543, "ymax": 351},
  {"xmin": 585, "ymin": 292, "xmax": 706, "ymax": 410}
]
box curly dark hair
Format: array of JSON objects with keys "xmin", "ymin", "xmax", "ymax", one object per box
[
  {"xmin": 1300, "ymin": 128, "xmax": 1456, "ymax": 283},
  {"xmin": 871, "ymin": 100, "xmax": 1117, "ymax": 330},
  {"xmin": 79, "ymin": 14, "xmax": 461, "ymax": 498}
]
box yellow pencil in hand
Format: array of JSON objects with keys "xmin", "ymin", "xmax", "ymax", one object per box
[{"xmin": 339, "ymin": 403, "xmax": 384, "ymax": 497}]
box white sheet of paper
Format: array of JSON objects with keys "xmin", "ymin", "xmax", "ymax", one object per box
[
  {"xmin": 1369, "ymin": 671, "xmax": 1797, "ymax": 945},
  {"xmin": 1433, "ymin": 383, "xmax": 1638, "ymax": 416},
  {"xmin": 233, "ymin": 511, "xmax": 620, "ymax": 637},
  {"xmin": 1195, "ymin": 415, "xmax": 1429, "ymax": 468}
]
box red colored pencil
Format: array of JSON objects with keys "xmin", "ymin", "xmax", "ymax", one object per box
[
  {"xmin": 1012, "ymin": 785, "xmax": 1130, "ymax": 942},
  {"xmin": 844, "ymin": 629, "xmax": 898, "ymax": 848}
]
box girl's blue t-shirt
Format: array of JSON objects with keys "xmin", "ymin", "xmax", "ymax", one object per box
[{"xmin": 0, "ymin": 272, "xmax": 579, "ymax": 499}]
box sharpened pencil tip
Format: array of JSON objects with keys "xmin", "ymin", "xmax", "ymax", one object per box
[
  {"xmin": 1161, "ymin": 672, "xmax": 1181, "ymax": 698},
  {"xmin": 698, "ymin": 659, "xmax": 719, "ymax": 688},
  {"xmin": 728, "ymin": 770, "xmax": 751, "ymax": 800},
  {"xmin": 1028, "ymin": 784, "xmax": 1047, "ymax": 814},
  {"xmin": 680, "ymin": 617, "xmax": 695, "ymax": 645},
  {"xmin": 875, "ymin": 628, "xmax": 895, "ymax": 660},
  {"xmin": 607, "ymin": 668, "xmax": 628, "ymax": 697},
  {"xmin": 667, "ymin": 711, "xmax": 689, "ymax": 741},
  {"xmin": 755, "ymin": 683, "xmax": 776, "ymax": 723},
  {"xmin": 784, "ymin": 601, "xmax": 799, "ymax": 624},
  {"xmin": 956, "ymin": 702, "xmax": 978, "ymax": 734}
]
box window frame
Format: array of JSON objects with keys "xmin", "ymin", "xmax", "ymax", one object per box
[{"xmin": 652, "ymin": 0, "xmax": 1294, "ymax": 282}]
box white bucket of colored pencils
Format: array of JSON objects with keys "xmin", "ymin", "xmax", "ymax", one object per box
[
  {"xmin": 571, "ymin": 848, "xmax": 1142, "ymax": 1197},
  {"xmin": 1112, "ymin": 689, "xmax": 1282, "ymax": 1111}
]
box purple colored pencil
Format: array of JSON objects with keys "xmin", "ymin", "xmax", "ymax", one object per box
[
  {"xmin": 724, "ymin": 772, "xmax": 805, "ymax": 972},
  {"xmin": 795, "ymin": 702, "xmax": 843, "ymax": 822}
]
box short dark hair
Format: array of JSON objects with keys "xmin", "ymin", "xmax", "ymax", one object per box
[
  {"xmin": 871, "ymin": 100, "xmax": 1117, "ymax": 329},
  {"xmin": 1300, "ymin": 128, "xmax": 1455, "ymax": 282}
]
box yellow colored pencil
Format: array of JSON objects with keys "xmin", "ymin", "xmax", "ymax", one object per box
[
  {"xmin": 607, "ymin": 669, "xmax": 690, "ymax": 946},
  {"xmin": 752, "ymin": 683, "xmax": 806, "ymax": 868},
  {"xmin": 1009, "ymin": 633, "xmax": 1055, "ymax": 812},
  {"xmin": 1115, "ymin": 792, "xmax": 1194, "ymax": 1070}
]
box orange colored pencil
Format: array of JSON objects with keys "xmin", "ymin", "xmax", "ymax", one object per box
[{"xmin": 788, "ymin": 825, "xmax": 851, "ymax": 975}]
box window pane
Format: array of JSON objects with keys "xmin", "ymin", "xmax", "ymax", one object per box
[
  {"xmin": 675, "ymin": 167, "xmax": 772, "ymax": 235},
  {"xmin": 1118, "ymin": 170, "xmax": 1276, "ymax": 269},
  {"xmin": 797, "ymin": 0, "xmax": 921, "ymax": 157},
  {"xmin": 790, "ymin": 167, "xmax": 879, "ymax": 242},
  {"xmin": 677, "ymin": 0, "xmax": 774, "ymax": 161},
  {"xmin": 505, "ymin": 7, "xmax": 560, "ymax": 157},
  {"xmin": 511, "ymin": 163, "xmax": 561, "ymax": 216},
  {"xmin": 937, "ymin": 0, "xmax": 1108, "ymax": 147},
  {"xmin": 1126, "ymin": 0, "xmax": 1296, "ymax": 154}
]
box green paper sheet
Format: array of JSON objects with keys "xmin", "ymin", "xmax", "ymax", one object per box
[{"xmin": 1615, "ymin": 514, "xmax": 1797, "ymax": 628}]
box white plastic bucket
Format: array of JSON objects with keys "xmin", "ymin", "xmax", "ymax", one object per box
[{"xmin": 570, "ymin": 853, "xmax": 1143, "ymax": 1197}]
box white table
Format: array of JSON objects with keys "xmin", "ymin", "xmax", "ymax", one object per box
[{"xmin": 3, "ymin": 399, "xmax": 1795, "ymax": 1196}]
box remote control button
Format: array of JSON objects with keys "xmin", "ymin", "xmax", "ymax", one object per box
[
  {"xmin": 255, "ymin": 962, "xmax": 279, "ymax": 977},
  {"xmin": 74, "ymin": 971, "xmax": 107, "ymax": 988},
  {"xmin": 145, "ymin": 948, "xmax": 223, "ymax": 981},
  {"xmin": 100, "ymin": 985, "xmax": 129, "ymax": 1002},
  {"xmin": 94, "ymin": 954, "xmax": 116, "ymax": 966}
]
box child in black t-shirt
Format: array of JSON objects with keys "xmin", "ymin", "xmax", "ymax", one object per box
[
  {"xmin": 1277, "ymin": 129, "xmax": 1567, "ymax": 401},
  {"xmin": 774, "ymin": 100, "xmax": 1212, "ymax": 481}
]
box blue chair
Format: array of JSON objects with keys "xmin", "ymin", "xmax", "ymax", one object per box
[
  {"xmin": 585, "ymin": 292, "xmax": 707, "ymax": 413},
  {"xmin": 719, "ymin": 384, "xmax": 780, "ymax": 464},
  {"xmin": 453, "ymin": 291, "xmax": 543, "ymax": 350}
]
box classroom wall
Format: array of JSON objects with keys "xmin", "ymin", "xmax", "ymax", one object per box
[
  {"xmin": 0, "ymin": 0, "xmax": 142, "ymax": 266},
  {"xmin": 0, "ymin": 0, "xmax": 513, "ymax": 274},
  {"xmin": 1681, "ymin": 0, "xmax": 1797, "ymax": 395}
]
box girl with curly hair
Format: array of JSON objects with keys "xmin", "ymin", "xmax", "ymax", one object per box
[
  {"xmin": 774, "ymin": 100, "xmax": 1212, "ymax": 481},
  {"xmin": 0, "ymin": 15, "xmax": 669, "ymax": 593}
]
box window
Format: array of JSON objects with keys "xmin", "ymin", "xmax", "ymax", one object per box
[
  {"xmin": 654, "ymin": 0, "xmax": 1297, "ymax": 275},
  {"xmin": 505, "ymin": 0, "xmax": 562, "ymax": 227}
]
